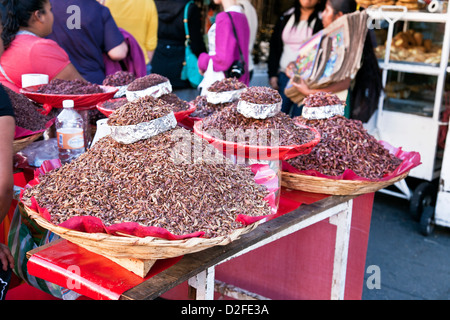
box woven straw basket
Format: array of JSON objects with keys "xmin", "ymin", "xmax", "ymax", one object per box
[
  {"xmin": 281, "ymin": 171, "xmax": 409, "ymax": 195},
  {"xmin": 13, "ymin": 132, "xmax": 43, "ymax": 154},
  {"xmin": 24, "ymin": 205, "xmax": 262, "ymax": 277}
]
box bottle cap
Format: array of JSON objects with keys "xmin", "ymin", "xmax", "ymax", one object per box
[{"xmin": 62, "ymin": 100, "xmax": 74, "ymax": 109}]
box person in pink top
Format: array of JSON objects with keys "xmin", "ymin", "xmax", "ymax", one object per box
[
  {"xmin": 0, "ymin": 0, "xmax": 84, "ymax": 92},
  {"xmin": 197, "ymin": 0, "xmax": 250, "ymax": 90}
]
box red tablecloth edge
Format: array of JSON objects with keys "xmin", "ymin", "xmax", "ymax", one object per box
[{"xmin": 26, "ymin": 239, "xmax": 183, "ymax": 300}]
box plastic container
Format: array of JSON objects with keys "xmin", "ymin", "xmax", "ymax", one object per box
[{"xmin": 55, "ymin": 100, "xmax": 85, "ymax": 164}]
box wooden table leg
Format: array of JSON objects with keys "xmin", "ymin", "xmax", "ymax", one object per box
[
  {"xmin": 329, "ymin": 199, "xmax": 353, "ymax": 300},
  {"xmin": 188, "ymin": 267, "xmax": 216, "ymax": 300}
]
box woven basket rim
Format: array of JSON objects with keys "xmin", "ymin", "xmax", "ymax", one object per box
[
  {"xmin": 282, "ymin": 170, "xmax": 409, "ymax": 182},
  {"xmin": 24, "ymin": 204, "xmax": 261, "ymax": 259},
  {"xmin": 14, "ymin": 131, "xmax": 44, "ymax": 141},
  {"xmin": 13, "ymin": 132, "xmax": 44, "ymax": 153},
  {"xmin": 281, "ymin": 170, "xmax": 409, "ymax": 195}
]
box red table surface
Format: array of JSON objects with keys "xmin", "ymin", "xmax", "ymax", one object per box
[{"xmin": 27, "ymin": 240, "xmax": 182, "ymax": 300}]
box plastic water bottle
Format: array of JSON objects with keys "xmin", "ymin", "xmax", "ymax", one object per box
[{"xmin": 56, "ymin": 100, "xmax": 86, "ymax": 164}]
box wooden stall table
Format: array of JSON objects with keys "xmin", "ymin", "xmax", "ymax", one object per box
[{"xmin": 25, "ymin": 188, "xmax": 373, "ymax": 300}]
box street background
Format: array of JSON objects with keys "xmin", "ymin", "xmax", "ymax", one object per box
[{"xmin": 363, "ymin": 192, "xmax": 450, "ymax": 300}]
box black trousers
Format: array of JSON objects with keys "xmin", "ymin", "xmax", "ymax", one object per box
[{"xmin": 0, "ymin": 267, "xmax": 11, "ymax": 300}]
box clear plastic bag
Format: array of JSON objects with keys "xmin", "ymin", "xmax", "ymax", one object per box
[{"xmin": 20, "ymin": 138, "xmax": 59, "ymax": 167}]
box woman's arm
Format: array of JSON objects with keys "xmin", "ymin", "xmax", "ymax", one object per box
[
  {"xmin": 208, "ymin": 12, "xmax": 239, "ymax": 72},
  {"xmin": 101, "ymin": 4, "xmax": 129, "ymax": 62},
  {"xmin": 54, "ymin": 63, "xmax": 85, "ymax": 82},
  {"xmin": 291, "ymin": 77, "xmax": 351, "ymax": 96},
  {"xmin": 107, "ymin": 41, "xmax": 128, "ymax": 61},
  {"xmin": 0, "ymin": 115, "xmax": 14, "ymax": 224},
  {"xmin": 0, "ymin": 115, "xmax": 14, "ymax": 271}
]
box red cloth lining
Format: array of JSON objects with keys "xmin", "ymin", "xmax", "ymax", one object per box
[
  {"xmin": 14, "ymin": 118, "xmax": 55, "ymax": 140},
  {"xmin": 26, "ymin": 239, "xmax": 182, "ymax": 300}
]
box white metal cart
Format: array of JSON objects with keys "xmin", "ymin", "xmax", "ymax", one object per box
[
  {"xmin": 366, "ymin": 4, "xmax": 450, "ymax": 235},
  {"xmin": 427, "ymin": 105, "xmax": 450, "ymax": 235}
]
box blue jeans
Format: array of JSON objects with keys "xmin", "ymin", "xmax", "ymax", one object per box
[
  {"xmin": 290, "ymin": 103, "xmax": 303, "ymax": 118},
  {"xmin": 277, "ymin": 72, "xmax": 303, "ymax": 117},
  {"xmin": 277, "ymin": 72, "xmax": 294, "ymax": 115}
]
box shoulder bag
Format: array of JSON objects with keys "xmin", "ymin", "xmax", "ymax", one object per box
[
  {"xmin": 180, "ymin": 1, "xmax": 203, "ymax": 88},
  {"xmin": 225, "ymin": 12, "xmax": 245, "ymax": 79}
]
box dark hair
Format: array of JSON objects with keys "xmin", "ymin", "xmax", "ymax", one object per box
[
  {"xmin": 327, "ymin": 0, "xmax": 357, "ymax": 15},
  {"xmin": 1, "ymin": 0, "xmax": 48, "ymax": 48},
  {"xmin": 293, "ymin": 0, "xmax": 325, "ymax": 29},
  {"xmin": 328, "ymin": 0, "xmax": 382, "ymax": 122}
]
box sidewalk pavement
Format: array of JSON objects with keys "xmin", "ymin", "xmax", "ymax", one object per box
[{"xmin": 363, "ymin": 192, "xmax": 450, "ymax": 300}]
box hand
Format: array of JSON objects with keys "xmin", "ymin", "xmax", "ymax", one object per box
[
  {"xmin": 291, "ymin": 78, "xmax": 312, "ymax": 96},
  {"xmin": 285, "ymin": 62, "xmax": 297, "ymax": 79},
  {"xmin": 0, "ymin": 243, "xmax": 14, "ymax": 271},
  {"xmin": 269, "ymin": 76, "xmax": 278, "ymax": 90}
]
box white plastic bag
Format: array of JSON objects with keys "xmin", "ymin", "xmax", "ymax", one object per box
[{"xmin": 198, "ymin": 59, "xmax": 225, "ymax": 95}]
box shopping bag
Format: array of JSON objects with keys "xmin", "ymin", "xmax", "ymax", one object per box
[
  {"xmin": 198, "ymin": 59, "xmax": 225, "ymax": 95},
  {"xmin": 180, "ymin": 0, "xmax": 204, "ymax": 88},
  {"xmin": 181, "ymin": 45, "xmax": 203, "ymax": 88},
  {"xmin": 284, "ymin": 80, "xmax": 306, "ymax": 105}
]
